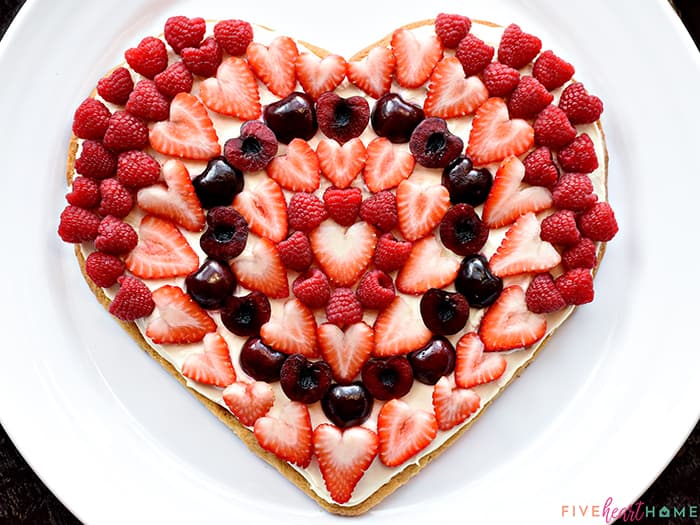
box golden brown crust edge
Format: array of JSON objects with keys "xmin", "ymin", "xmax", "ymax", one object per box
[{"xmin": 64, "ymin": 18, "xmax": 610, "ymax": 516}]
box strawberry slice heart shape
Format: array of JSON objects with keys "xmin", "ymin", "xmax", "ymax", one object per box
[
  {"xmin": 455, "ymin": 332, "xmax": 507, "ymax": 389},
  {"xmin": 296, "ymin": 53, "xmax": 348, "ymax": 100},
  {"xmin": 266, "ymin": 138, "xmax": 320, "ymax": 192},
  {"xmin": 363, "ymin": 137, "xmax": 415, "ymax": 193},
  {"xmin": 424, "ymin": 56, "xmax": 489, "ymax": 119},
  {"xmin": 181, "ymin": 332, "xmax": 236, "ymax": 388},
  {"xmin": 310, "ymin": 220, "xmax": 377, "ymax": 286},
  {"xmin": 317, "ymin": 138, "xmax": 367, "ymax": 189},
  {"xmin": 396, "ymin": 179, "xmax": 450, "ymax": 242},
  {"xmin": 396, "ymin": 235, "xmax": 461, "ymax": 295},
  {"xmin": 247, "ymin": 36, "xmax": 299, "ymax": 97},
  {"xmin": 260, "ymin": 298, "xmax": 318, "ymax": 357},
  {"xmin": 317, "ymin": 322, "xmax": 374, "ymax": 383},
  {"xmin": 223, "ymin": 380, "xmax": 275, "ymax": 427},
  {"xmin": 432, "ymin": 377, "xmax": 481, "ymax": 431},
  {"xmin": 253, "ymin": 401, "xmax": 313, "ymax": 467},
  {"xmin": 200, "ymin": 56, "xmax": 261, "ymax": 120},
  {"xmin": 377, "ymin": 399, "xmax": 437, "ymax": 467}
]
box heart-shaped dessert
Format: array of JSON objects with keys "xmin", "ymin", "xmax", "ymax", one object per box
[{"xmin": 58, "ymin": 12, "xmax": 619, "ymax": 515}]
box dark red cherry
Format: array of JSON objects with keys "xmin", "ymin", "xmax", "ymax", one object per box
[
  {"xmin": 184, "ymin": 259, "xmax": 236, "ymax": 310},
  {"xmin": 370, "ymin": 93, "xmax": 424, "ymax": 143},
  {"xmin": 263, "ymin": 92, "xmax": 317, "ymax": 144},
  {"xmin": 455, "ymin": 254, "xmax": 503, "ymax": 308},
  {"xmin": 316, "ymin": 92, "xmax": 370, "ymax": 144},
  {"xmin": 280, "ymin": 354, "xmax": 333, "ymax": 404},
  {"xmin": 192, "ymin": 157, "xmax": 244, "ymax": 209},
  {"xmin": 220, "ymin": 291, "xmax": 271, "ymax": 336},
  {"xmin": 321, "ymin": 382, "xmax": 373, "ymax": 428},
  {"xmin": 361, "ymin": 356, "xmax": 413, "ymax": 400},
  {"xmin": 407, "ymin": 337, "xmax": 456, "ymax": 385},
  {"xmin": 409, "ymin": 117, "xmax": 463, "ymax": 168},
  {"xmin": 439, "ymin": 204, "xmax": 489, "ymax": 256},
  {"xmin": 239, "ymin": 337, "xmax": 287, "ymax": 382},
  {"xmin": 441, "ymin": 156, "xmax": 493, "ymax": 206},
  {"xmin": 419, "ymin": 288, "xmax": 469, "ymax": 335},
  {"xmin": 199, "ymin": 206, "xmax": 249, "ymax": 261}
]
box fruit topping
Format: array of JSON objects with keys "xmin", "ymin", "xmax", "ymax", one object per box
[
  {"xmin": 454, "ymin": 332, "xmax": 507, "ymax": 389},
  {"xmin": 479, "ymin": 285, "xmax": 546, "ymax": 351},
  {"xmin": 230, "ymin": 236, "xmax": 289, "ymax": 299},
  {"xmin": 540, "ymin": 209, "xmax": 580, "ymax": 245},
  {"xmin": 482, "ymin": 62, "xmax": 520, "ymax": 98},
  {"xmin": 75, "ymin": 140, "xmax": 117, "ymax": 180},
  {"xmin": 164, "ymin": 16, "xmax": 206, "ymax": 54},
  {"xmin": 221, "ymin": 292, "xmax": 272, "ymax": 337},
  {"xmin": 555, "ymin": 268, "xmax": 594, "ymax": 305},
  {"xmin": 317, "ymin": 138, "xmax": 367, "ymax": 189},
  {"xmin": 247, "ymin": 36, "xmax": 299, "ymax": 98},
  {"xmin": 323, "ymin": 186, "xmax": 362, "ymax": 226},
  {"xmin": 562, "ymin": 237, "xmax": 597, "ymax": 270},
  {"xmin": 467, "ymin": 98, "xmax": 534, "ymax": 166},
  {"xmin": 125, "ymin": 79, "xmax": 170, "ymax": 122},
  {"xmin": 441, "ymin": 156, "xmax": 493, "ymax": 206},
  {"xmin": 239, "ymin": 336, "xmax": 287, "ymax": 382},
  {"xmin": 396, "ymin": 235, "xmax": 461, "ymax": 294},
  {"xmin": 318, "ymin": 322, "xmax": 374, "ymax": 384},
  {"xmin": 577, "ymin": 202, "xmax": 618, "ymax": 241},
  {"xmin": 419, "ymin": 289, "xmax": 469, "ymax": 336},
  {"xmin": 254, "ymin": 401, "xmax": 313, "ymax": 468},
  {"xmin": 277, "ymin": 231, "xmax": 313, "ymax": 272},
  {"xmin": 292, "ymin": 268, "xmax": 331, "ymax": 309},
  {"xmin": 455, "ymin": 33, "xmax": 494, "ymax": 77},
  {"xmin": 124, "ymin": 37, "xmax": 168, "ymax": 79},
  {"xmin": 97, "ymin": 178, "xmax": 133, "ymax": 218},
  {"xmin": 125, "ymin": 215, "xmax": 198, "ymax": 278},
  {"xmin": 409, "ymin": 117, "xmax": 463, "ymax": 169},
  {"xmin": 551, "ymin": 173, "xmax": 597, "ymax": 211},
  {"xmin": 316, "ymin": 92, "xmax": 370, "ymax": 144},
  {"xmin": 558, "ymin": 82, "xmax": 604, "ymax": 124},
  {"xmin": 233, "ymin": 178, "xmax": 288, "ymax": 243},
  {"xmin": 432, "ymin": 377, "xmax": 480, "ymax": 431},
  {"xmin": 103, "ymin": 111, "xmax": 150, "ymax": 153},
  {"xmin": 295, "ymin": 53, "xmax": 347, "ymax": 100},
  {"xmin": 260, "ymin": 298, "xmax": 317, "ymax": 356},
  {"xmin": 109, "ymin": 275, "xmax": 155, "ymax": 321},
  {"xmin": 396, "ymin": 179, "xmax": 450, "ymax": 242},
  {"xmin": 326, "ymin": 288, "xmax": 363, "ymax": 326},
  {"xmin": 362, "ymin": 137, "xmax": 415, "ymax": 193},
  {"xmin": 185, "ymin": 259, "xmax": 237, "ymax": 310},
  {"xmin": 85, "ymin": 252, "xmax": 125, "ymax": 288},
  {"xmin": 522, "ymin": 146, "xmax": 560, "ymax": 189},
  {"xmin": 200, "ymin": 57, "xmax": 262, "ymax": 120},
  {"xmin": 377, "ymin": 399, "xmax": 437, "ymax": 467},
  {"xmin": 356, "ymin": 270, "xmax": 395, "ymax": 310},
  {"xmin": 199, "ymin": 206, "xmax": 249, "ymax": 260},
  {"xmin": 346, "ymin": 47, "xmax": 395, "ymax": 99},
  {"xmin": 359, "ymin": 190, "xmax": 398, "ymax": 232},
  {"xmin": 507, "ymin": 76, "xmax": 553, "ymax": 119},
  {"xmin": 391, "ymin": 27, "xmax": 443, "ymax": 88},
  {"xmin": 223, "ymin": 379, "xmax": 274, "ymax": 427},
  {"xmin": 95, "ymin": 215, "xmax": 138, "ymax": 255},
  {"xmin": 424, "ymin": 56, "xmax": 489, "ymax": 119},
  {"xmin": 213, "ymin": 19, "xmax": 254, "ymax": 56},
  {"xmin": 192, "ymin": 157, "xmax": 244, "ymax": 209},
  {"xmin": 371, "ymin": 93, "xmax": 425, "ymax": 144},
  {"xmin": 224, "ymin": 122, "xmax": 277, "ymax": 174},
  {"xmin": 497, "ymin": 24, "xmax": 542, "ymax": 69},
  {"xmin": 373, "ymin": 233, "xmax": 413, "ymax": 274},
  {"xmin": 263, "ymin": 92, "xmax": 318, "ymax": 145},
  {"xmin": 557, "ymin": 134, "xmax": 599, "ymax": 174},
  {"xmin": 373, "ymin": 297, "xmax": 432, "ymax": 356},
  {"xmin": 455, "ymin": 254, "xmax": 503, "ymax": 308},
  {"xmin": 439, "ymin": 203, "xmax": 489, "ymax": 255},
  {"xmin": 533, "ymin": 105, "xmax": 577, "ymax": 149},
  {"xmin": 146, "ymin": 285, "xmax": 216, "ymax": 344},
  {"xmin": 532, "ymin": 50, "xmax": 575, "ymax": 90},
  {"xmin": 361, "ymin": 356, "xmax": 413, "ymax": 400},
  {"xmin": 59, "ymin": 206, "xmax": 100, "ymax": 246},
  {"xmin": 287, "ymin": 192, "xmax": 327, "ymax": 232},
  {"xmin": 408, "ymin": 336, "xmax": 457, "ymax": 385},
  {"xmin": 97, "ymin": 67, "xmax": 134, "ymax": 105},
  {"xmin": 181, "ymin": 332, "xmax": 236, "ymax": 387},
  {"xmin": 310, "ymin": 221, "xmax": 377, "ymax": 287},
  {"xmin": 66, "ymin": 176, "xmax": 100, "ymax": 209},
  {"xmin": 525, "ymin": 273, "xmax": 566, "ymax": 314},
  {"xmin": 321, "ymin": 385, "xmax": 374, "ymax": 430},
  {"xmin": 154, "ymin": 61, "xmax": 194, "ymax": 99},
  {"xmin": 116, "ymin": 150, "xmax": 159, "ymax": 189},
  {"xmin": 181, "ymin": 37, "xmax": 223, "ymax": 77},
  {"xmin": 267, "ymin": 139, "xmax": 320, "ymax": 192},
  {"xmin": 280, "ymin": 354, "xmax": 332, "ymax": 404},
  {"xmin": 434, "ymin": 13, "xmax": 472, "ymax": 48}
]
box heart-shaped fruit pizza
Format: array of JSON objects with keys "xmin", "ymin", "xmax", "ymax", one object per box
[{"xmin": 58, "ymin": 13, "xmax": 618, "ymax": 515}]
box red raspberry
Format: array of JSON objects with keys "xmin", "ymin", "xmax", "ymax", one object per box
[
  {"xmin": 323, "ymin": 186, "xmax": 362, "ymax": 226},
  {"xmin": 555, "ymin": 268, "xmax": 594, "ymax": 305},
  {"xmin": 109, "ymin": 275, "xmax": 155, "ymax": 321},
  {"xmin": 540, "ymin": 210, "xmax": 580, "ymax": 245},
  {"xmin": 507, "ymin": 76, "xmax": 553, "ymax": 119},
  {"xmin": 287, "ymin": 192, "xmax": 328, "ymax": 232},
  {"xmin": 562, "ymin": 237, "xmax": 597, "ymax": 270},
  {"xmin": 557, "ymin": 134, "xmax": 599, "ymax": 173},
  {"xmin": 532, "ymin": 50, "xmax": 575, "ymax": 90},
  {"xmin": 559, "ymin": 82, "xmax": 604, "ymax": 125},
  {"xmin": 325, "ymin": 288, "xmax": 363, "ymax": 326},
  {"xmin": 277, "ymin": 231, "xmax": 313, "ymax": 272},
  {"xmin": 552, "ymin": 173, "xmax": 597, "ymax": 211},
  {"xmin": 534, "ymin": 105, "xmax": 577, "ymax": 149},
  {"xmin": 72, "ymin": 98, "xmax": 111, "ymax": 140},
  {"xmin": 455, "ymin": 33, "xmax": 494, "ymax": 77},
  {"xmin": 213, "ymin": 19, "xmax": 254, "ymax": 55},
  {"xmin": 482, "ymin": 62, "xmax": 520, "ymax": 97},
  {"xmin": 94, "ymin": 215, "xmax": 138, "ymax": 255},
  {"xmin": 124, "ymin": 37, "xmax": 168, "ymax": 79},
  {"xmin": 98, "ymin": 179, "xmax": 134, "ymax": 218},
  {"xmin": 97, "ymin": 67, "xmax": 134, "ymax": 105},
  {"xmin": 182, "ymin": 37, "xmax": 223, "ymax": 77},
  {"xmin": 164, "ymin": 16, "xmax": 206, "ymax": 54},
  {"xmin": 125, "ymin": 80, "xmax": 170, "ymax": 122},
  {"xmin": 525, "ymin": 273, "xmax": 566, "ymax": 314},
  {"xmin": 373, "ymin": 233, "xmax": 412, "ymax": 273},
  {"xmin": 434, "ymin": 13, "xmax": 472, "ymax": 49},
  {"xmin": 356, "ymin": 270, "xmax": 395, "ymax": 310},
  {"xmin": 66, "ymin": 177, "xmax": 101, "ymax": 209},
  {"xmin": 154, "ymin": 62, "xmax": 194, "ymax": 99},
  {"xmin": 102, "ymin": 111, "xmax": 149, "ymax": 153},
  {"xmin": 57, "ymin": 205, "xmax": 101, "ymax": 243},
  {"xmin": 85, "ymin": 251, "xmax": 125, "ymax": 288},
  {"xmin": 523, "ymin": 146, "xmax": 559, "ymax": 188},
  {"xmin": 497, "ymin": 24, "xmax": 542, "ymax": 69},
  {"xmin": 116, "ymin": 150, "xmax": 161, "ymax": 189},
  {"xmin": 75, "ymin": 140, "xmax": 117, "ymax": 180},
  {"xmin": 292, "ymin": 268, "xmax": 331, "ymax": 309},
  {"xmin": 359, "ymin": 191, "xmax": 397, "ymax": 232},
  {"xmin": 577, "ymin": 202, "xmax": 618, "ymax": 242}
]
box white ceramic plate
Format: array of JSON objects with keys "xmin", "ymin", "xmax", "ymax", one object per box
[{"xmin": 1, "ymin": 0, "xmax": 698, "ymax": 523}]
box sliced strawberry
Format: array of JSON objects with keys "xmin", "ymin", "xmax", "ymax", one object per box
[
  {"xmin": 260, "ymin": 298, "xmax": 317, "ymax": 357},
  {"xmin": 478, "ymin": 285, "xmax": 547, "ymax": 351},
  {"xmin": 466, "ymin": 97, "xmax": 534, "ymax": 166},
  {"xmin": 146, "ymin": 285, "xmax": 216, "ymax": 344},
  {"xmin": 232, "ymin": 178, "xmax": 288, "ymax": 243},
  {"xmin": 223, "ymin": 380, "xmax": 275, "ymax": 427},
  {"xmin": 295, "ymin": 53, "xmax": 347, "ymax": 100},
  {"xmin": 396, "ymin": 235, "xmax": 460, "ymax": 295},
  {"xmin": 424, "ymin": 56, "xmax": 489, "ymax": 119},
  {"xmin": 489, "ymin": 212, "xmax": 561, "ymax": 277},
  {"xmin": 266, "ymin": 138, "xmax": 320, "ymax": 192},
  {"xmin": 454, "ymin": 332, "xmax": 507, "ymax": 389},
  {"xmin": 482, "ymin": 155, "xmax": 553, "ymax": 228},
  {"xmin": 362, "ymin": 137, "xmax": 415, "ymax": 193},
  {"xmin": 377, "ymin": 399, "xmax": 437, "ymax": 467},
  {"xmin": 149, "ymin": 92, "xmax": 220, "ymax": 160},
  {"xmin": 432, "ymin": 377, "xmax": 481, "ymax": 431},
  {"xmin": 391, "ymin": 28, "xmax": 443, "ymax": 89},
  {"xmin": 125, "ymin": 215, "xmax": 199, "ymax": 279},
  {"xmin": 309, "ymin": 220, "xmax": 377, "ymax": 287},
  {"xmin": 253, "ymin": 401, "xmax": 312, "ymax": 467},
  {"xmin": 181, "ymin": 332, "xmax": 236, "ymax": 387},
  {"xmin": 200, "ymin": 57, "xmax": 261, "ymax": 120},
  {"xmin": 317, "ymin": 138, "xmax": 367, "ymax": 189},
  {"xmin": 396, "ymin": 179, "xmax": 450, "ymax": 242},
  {"xmin": 318, "ymin": 322, "xmax": 374, "ymax": 384},
  {"xmin": 313, "ymin": 424, "xmax": 378, "ymax": 504},
  {"xmin": 347, "ymin": 46, "xmax": 395, "ymax": 99},
  {"xmin": 230, "ymin": 235, "xmax": 289, "ymax": 298},
  {"xmin": 136, "ymin": 159, "xmax": 205, "ymax": 232},
  {"xmin": 373, "ymin": 297, "xmax": 432, "ymax": 356},
  {"xmin": 246, "ymin": 36, "xmax": 299, "ymax": 98}
]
